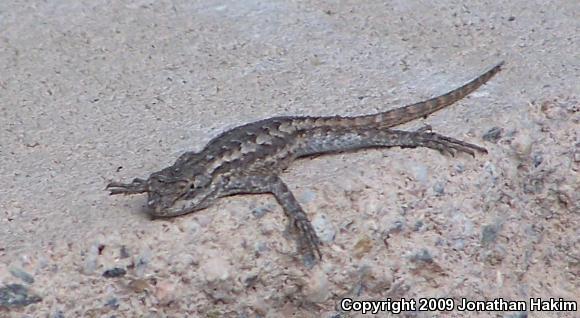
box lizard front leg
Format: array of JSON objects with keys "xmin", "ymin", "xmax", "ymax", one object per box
[
  {"xmin": 107, "ymin": 178, "xmax": 148, "ymax": 194},
  {"xmin": 221, "ymin": 175, "xmax": 322, "ymax": 263}
]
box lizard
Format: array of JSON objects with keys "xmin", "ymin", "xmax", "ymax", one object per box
[{"xmin": 107, "ymin": 61, "xmax": 504, "ymax": 263}]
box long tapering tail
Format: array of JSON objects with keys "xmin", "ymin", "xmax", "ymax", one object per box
[
  {"xmin": 280, "ymin": 61, "xmax": 504, "ymax": 132},
  {"xmin": 356, "ymin": 61, "xmax": 505, "ymax": 128}
]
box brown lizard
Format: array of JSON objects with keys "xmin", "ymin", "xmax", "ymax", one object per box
[{"xmin": 107, "ymin": 61, "xmax": 504, "ymax": 263}]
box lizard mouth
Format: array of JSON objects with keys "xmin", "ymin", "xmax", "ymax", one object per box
[
  {"xmin": 146, "ymin": 191, "xmax": 168, "ymax": 211},
  {"xmin": 145, "ymin": 190, "xmax": 183, "ymax": 217}
]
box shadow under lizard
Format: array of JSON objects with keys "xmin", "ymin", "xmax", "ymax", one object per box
[{"xmin": 107, "ymin": 61, "xmax": 504, "ymax": 264}]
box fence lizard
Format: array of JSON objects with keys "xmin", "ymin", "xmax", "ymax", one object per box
[{"xmin": 107, "ymin": 61, "xmax": 504, "ymax": 263}]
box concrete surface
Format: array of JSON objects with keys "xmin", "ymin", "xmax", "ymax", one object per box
[{"xmin": 1, "ymin": 0, "xmax": 578, "ymax": 317}]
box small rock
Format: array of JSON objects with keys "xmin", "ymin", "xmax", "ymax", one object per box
[
  {"xmin": 409, "ymin": 249, "xmax": 433, "ymax": 264},
  {"xmin": 83, "ymin": 244, "xmax": 100, "ymax": 274},
  {"xmin": 451, "ymin": 238, "xmax": 466, "ymax": 250},
  {"xmin": 410, "ymin": 164, "xmax": 428, "ymax": 184},
  {"xmin": 299, "ymin": 189, "xmax": 317, "ymax": 204},
  {"xmin": 454, "ymin": 164, "xmax": 465, "ymax": 173},
  {"xmin": 201, "ymin": 257, "xmax": 231, "ymax": 282},
  {"xmin": 206, "ymin": 311, "xmax": 222, "ymax": 318},
  {"xmin": 254, "ymin": 241, "xmax": 270, "ymax": 255},
  {"xmin": 540, "ymin": 99, "xmax": 569, "ymax": 120},
  {"xmin": 433, "ymin": 182, "xmax": 445, "ymax": 195},
  {"xmin": 174, "ymin": 253, "xmax": 199, "ymax": 269},
  {"xmin": 481, "ymin": 223, "xmax": 502, "ymax": 246},
  {"xmin": 9, "ymin": 268, "xmax": 34, "ymax": 284},
  {"xmin": 511, "ymin": 132, "xmax": 533, "ymax": 159},
  {"xmin": 303, "ymin": 253, "xmax": 317, "ymax": 269},
  {"xmin": 128, "ymin": 279, "xmax": 151, "ymax": 293},
  {"xmin": 251, "ymin": 205, "xmax": 272, "ymax": 219},
  {"xmin": 103, "ymin": 267, "xmax": 126, "ymax": 278},
  {"xmin": 573, "ymin": 145, "xmax": 580, "ymax": 162},
  {"xmin": 105, "ymin": 297, "xmax": 119, "ymax": 309},
  {"xmin": 483, "ymin": 127, "xmax": 503, "ymax": 143},
  {"xmin": 361, "ymin": 267, "xmax": 393, "ymax": 294},
  {"xmin": 51, "ymin": 310, "xmax": 65, "ymax": 318},
  {"xmin": 413, "ymin": 220, "xmax": 424, "ymax": 231},
  {"xmin": 523, "ymin": 177, "xmax": 544, "ymax": 194},
  {"xmin": 135, "ymin": 248, "xmax": 152, "ymax": 276},
  {"xmin": 243, "ymin": 273, "xmax": 259, "ymax": 287},
  {"xmin": 387, "ymin": 220, "xmax": 404, "ymax": 234},
  {"xmin": 532, "ymin": 153, "xmax": 543, "ymax": 167},
  {"xmin": 183, "ymin": 220, "xmax": 201, "ymax": 235},
  {"xmin": 555, "ymin": 189, "xmax": 571, "ymax": 210},
  {"xmin": 353, "ymin": 236, "xmax": 373, "ymax": 258},
  {"xmin": 196, "ymin": 214, "xmax": 214, "ymax": 227},
  {"xmin": 484, "ymin": 162, "xmax": 499, "ymax": 183},
  {"xmin": 119, "ymin": 246, "xmax": 130, "ymax": 259},
  {"xmin": 312, "ymin": 214, "xmax": 336, "ymax": 243},
  {"xmin": 0, "ymin": 284, "xmax": 42, "ymax": 308},
  {"xmin": 303, "ymin": 269, "xmax": 330, "ymax": 303},
  {"xmin": 155, "ymin": 280, "xmax": 176, "ymax": 304},
  {"xmin": 450, "ymin": 210, "xmax": 474, "ymax": 235},
  {"xmin": 482, "ymin": 245, "xmax": 506, "ymax": 265}
]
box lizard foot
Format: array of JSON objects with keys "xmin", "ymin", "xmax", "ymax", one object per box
[
  {"xmin": 420, "ymin": 132, "xmax": 488, "ymax": 157},
  {"xmin": 106, "ymin": 178, "xmax": 148, "ymax": 195},
  {"xmin": 292, "ymin": 216, "xmax": 322, "ymax": 264}
]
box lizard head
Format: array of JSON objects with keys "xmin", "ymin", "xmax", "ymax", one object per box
[
  {"xmin": 108, "ymin": 164, "xmax": 215, "ymax": 218},
  {"xmin": 144, "ymin": 165, "xmax": 215, "ymax": 217}
]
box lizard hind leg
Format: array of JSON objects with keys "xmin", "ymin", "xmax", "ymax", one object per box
[
  {"xmin": 412, "ymin": 129, "xmax": 488, "ymax": 157},
  {"xmin": 296, "ymin": 126, "xmax": 487, "ymax": 158}
]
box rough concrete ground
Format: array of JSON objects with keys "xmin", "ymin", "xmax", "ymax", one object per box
[{"xmin": 1, "ymin": 0, "xmax": 578, "ymax": 317}]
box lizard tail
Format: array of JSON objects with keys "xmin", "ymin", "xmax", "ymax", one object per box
[{"xmin": 352, "ymin": 61, "xmax": 504, "ymax": 128}]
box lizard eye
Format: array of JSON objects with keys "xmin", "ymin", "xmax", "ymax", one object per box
[{"xmin": 181, "ymin": 179, "xmax": 195, "ymax": 191}]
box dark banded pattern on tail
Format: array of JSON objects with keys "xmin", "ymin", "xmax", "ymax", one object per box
[
  {"xmin": 286, "ymin": 61, "xmax": 504, "ymax": 131},
  {"xmin": 357, "ymin": 61, "xmax": 504, "ymax": 128}
]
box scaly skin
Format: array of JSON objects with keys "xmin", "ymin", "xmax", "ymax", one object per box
[{"xmin": 107, "ymin": 61, "xmax": 504, "ymax": 263}]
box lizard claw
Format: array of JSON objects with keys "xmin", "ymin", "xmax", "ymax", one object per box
[
  {"xmin": 106, "ymin": 178, "xmax": 148, "ymax": 195},
  {"xmin": 293, "ymin": 217, "xmax": 323, "ymax": 263},
  {"xmin": 424, "ymin": 132, "xmax": 487, "ymax": 158}
]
